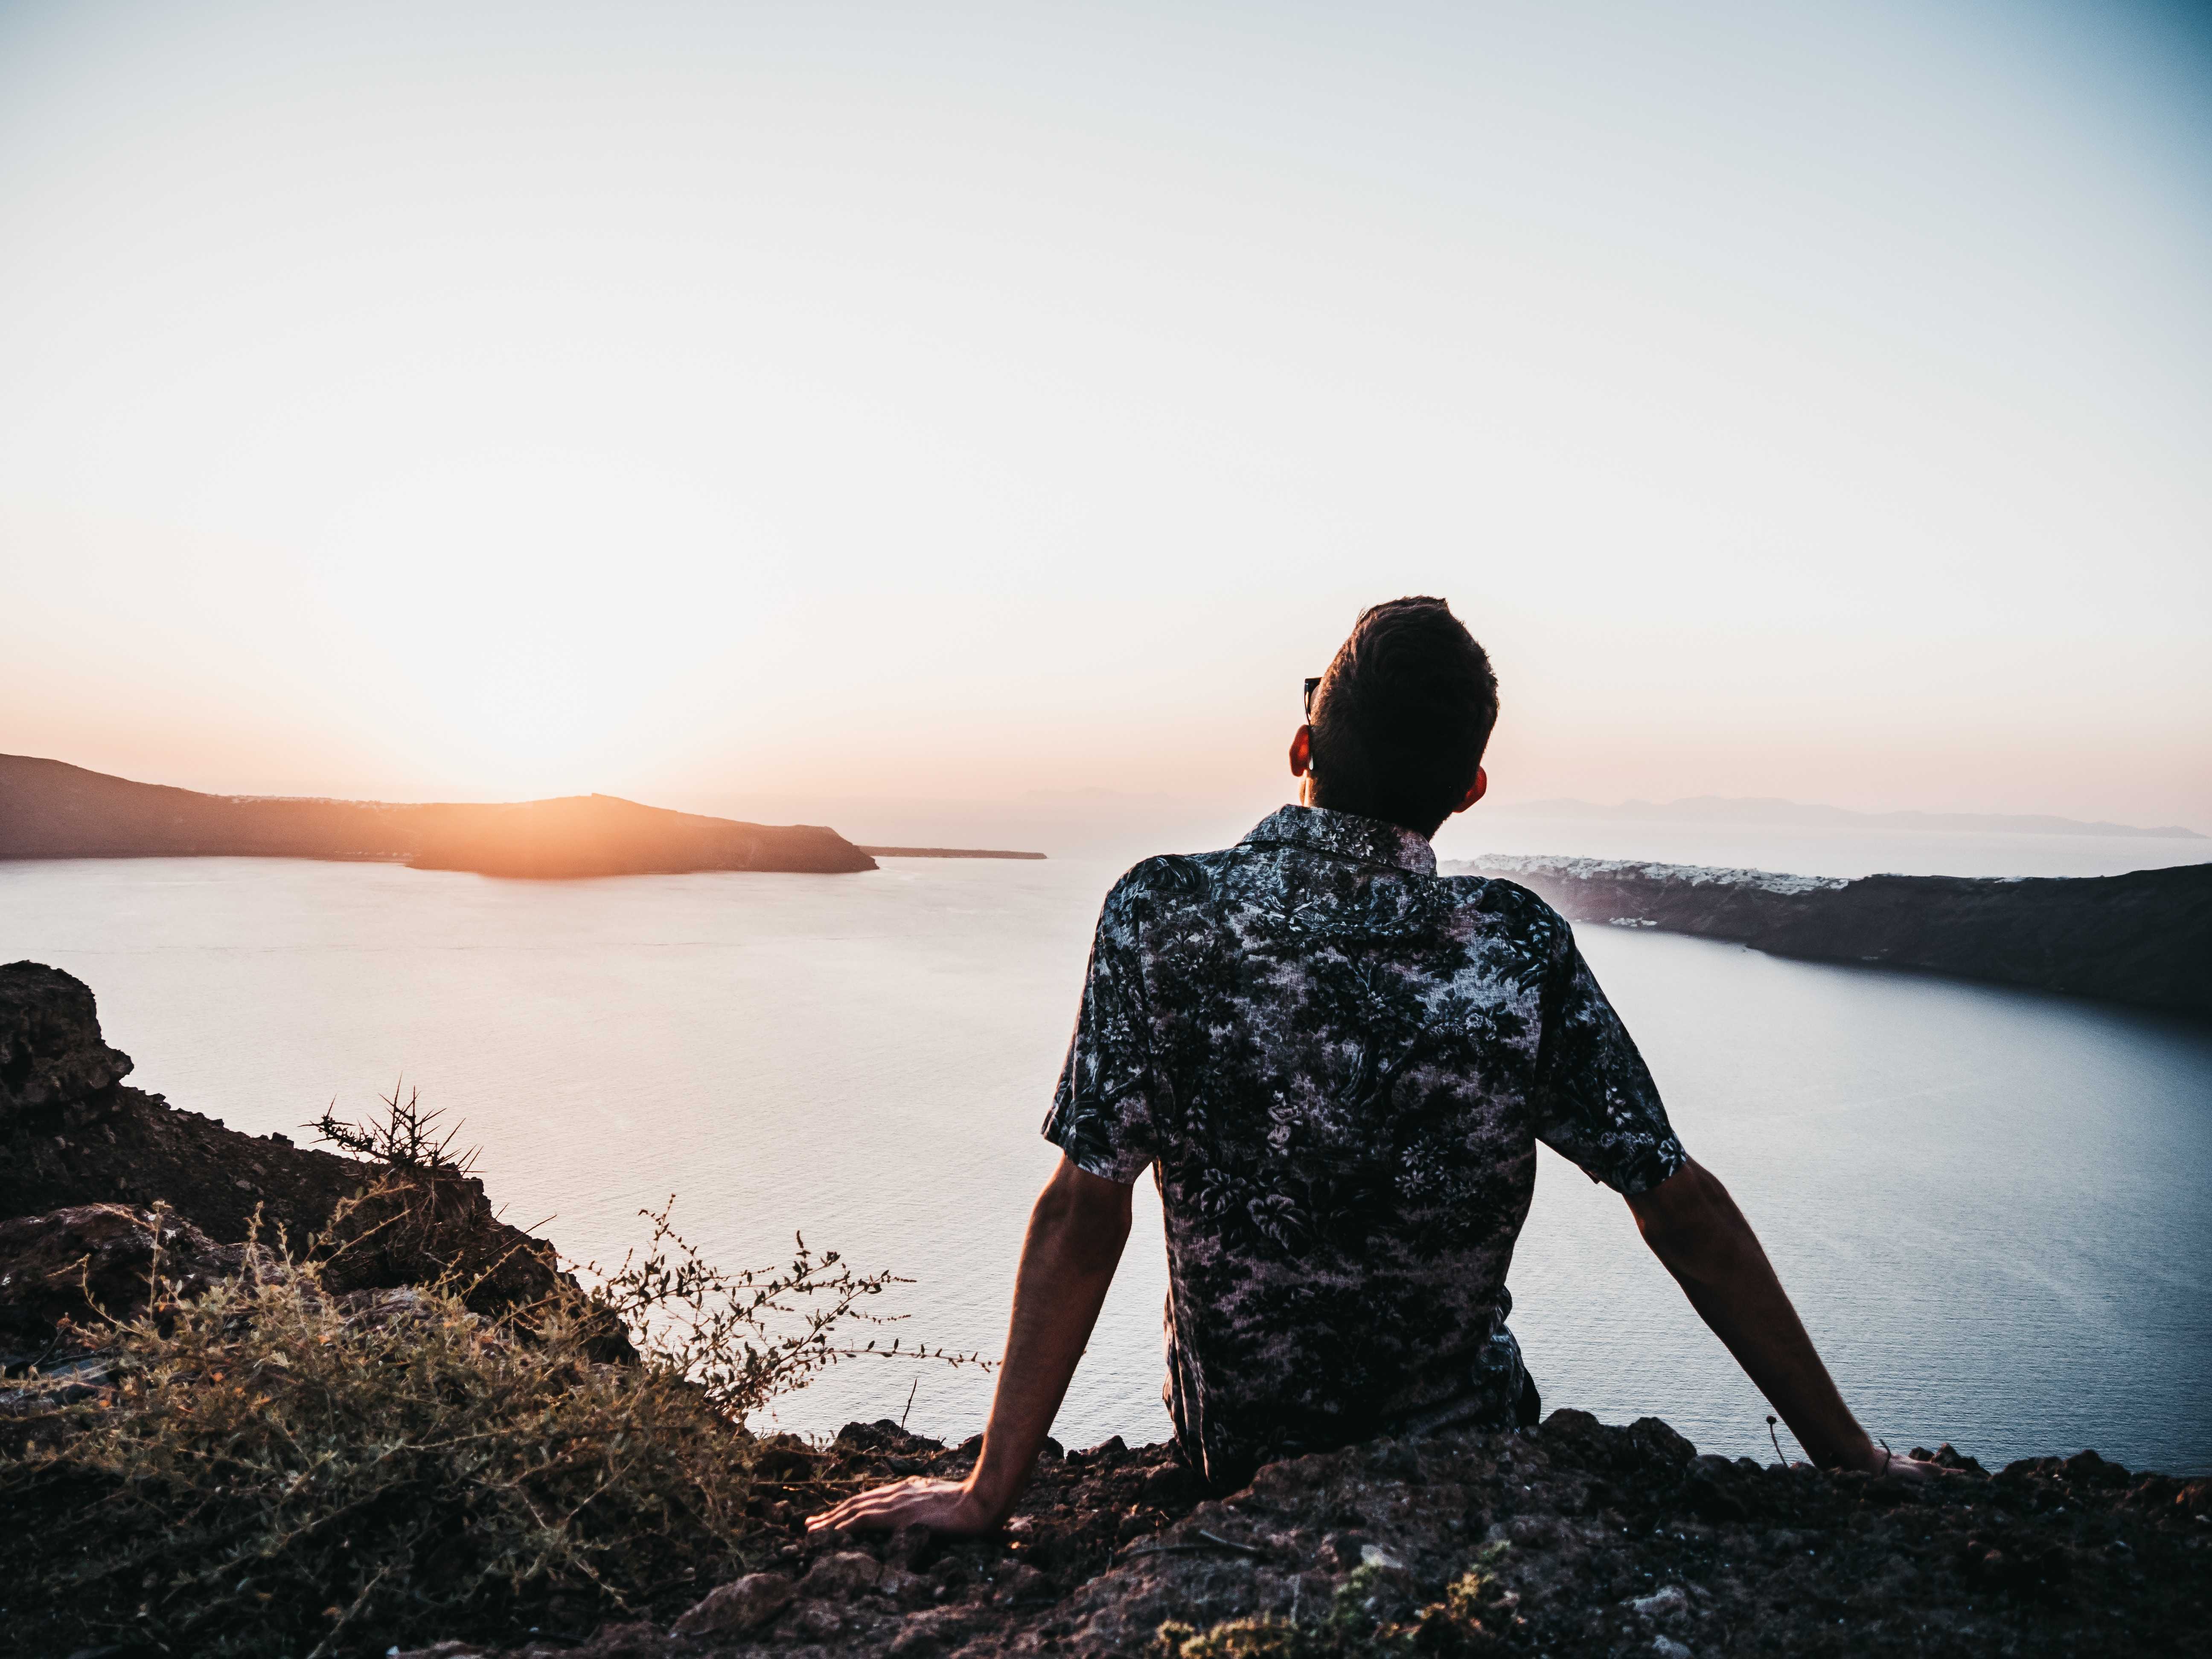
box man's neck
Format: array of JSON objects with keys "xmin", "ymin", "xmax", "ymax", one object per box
[{"xmin": 1300, "ymin": 796, "xmax": 1436, "ymax": 842}]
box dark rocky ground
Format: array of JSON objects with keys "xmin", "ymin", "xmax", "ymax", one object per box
[
  {"xmin": 8, "ymin": 959, "xmax": 2209, "ymax": 1657},
  {"xmin": 396, "ymin": 1416, "xmax": 2212, "ymax": 1659}
]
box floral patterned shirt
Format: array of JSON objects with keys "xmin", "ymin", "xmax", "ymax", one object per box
[{"xmin": 1043, "ymin": 805, "xmax": 1687, "ymax": 1487}]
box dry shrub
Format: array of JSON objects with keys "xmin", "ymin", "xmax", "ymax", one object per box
[
  {"xmin": 589, "ymin": 1198, "xmax": 982, "ymax": 1422},
  {"xmin": 1157, "ymin": 1555, "xmax": 1512, "ymax": 1659},
  {"xmin": 0, "ymin": 1097, "xmax": 980, "ymax": 1657}
]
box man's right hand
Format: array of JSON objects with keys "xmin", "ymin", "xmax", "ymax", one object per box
[
  {"xmin": 807, "ymin": 1476, "xmax": 1002, "ymax": 1537},
  {"xmin": 810, "ymin": 1157, "xmax": 1133, "ymax": 1540}
]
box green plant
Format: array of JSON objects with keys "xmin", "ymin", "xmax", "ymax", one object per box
[{"xmin": 1157, "ymin": 1551, "xmax": 1513, "ymax": 1659}]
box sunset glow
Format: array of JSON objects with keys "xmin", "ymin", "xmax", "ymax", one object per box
[{"xmin": 2, "ymin": 0, "xmax": 2206, "ymax": 845}]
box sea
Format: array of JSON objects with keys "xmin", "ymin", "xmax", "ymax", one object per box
[{"xmin": 5, "ymin": 818, "xmax": 2209, "ymax": 1475}]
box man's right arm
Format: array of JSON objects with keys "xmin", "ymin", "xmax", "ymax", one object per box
[
  {"xmin": 1626, "ymin": 1158, "xmax": 1937, "ymax": 1479},
  {"xmin": 806, "ymin": 1156, "xmax": 1132, "ymax": 1536}
]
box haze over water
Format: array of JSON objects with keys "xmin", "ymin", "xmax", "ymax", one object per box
[{"xmin": 7, "ymin": 821, "xmax": 2207, "ymax": 1476}]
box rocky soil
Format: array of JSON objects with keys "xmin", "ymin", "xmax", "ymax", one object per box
[
  {"xmin": 7, "ymin": 958, "xmax": 2208, "ymax": 1656},
  {"xmin": 398, "ymin": 1415, "xmax": 2212, "ymax": 1659}
]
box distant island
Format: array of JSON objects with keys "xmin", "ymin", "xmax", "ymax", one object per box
[
  {"xmin": 0, "ymin": 755, "xmax": 876, "ymax": 878},
  {"xmin": 1491, "ymin": 795, "xmax": 2204, "ymax": 840},
  {"xmin": 1451, "ymin": 853, "xmax": 2212, "ymax": 1017},
  {"xmin": 859, "ymin": 846, "xmax": 1047, "ymax": 860}
]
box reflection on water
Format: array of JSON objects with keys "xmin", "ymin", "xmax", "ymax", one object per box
[{"xmin": 3, "ymin": 847, "xmax": 2206, "ymax": 1473}]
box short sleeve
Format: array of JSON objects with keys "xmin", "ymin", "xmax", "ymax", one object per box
[
  {"xmin": 1041, "ymin": 871, "xmax": 1159, "ymax": 1184},
  {"xmin": 1529, "ymin": 925, "xmax": 1688, "ymax": 1195}
]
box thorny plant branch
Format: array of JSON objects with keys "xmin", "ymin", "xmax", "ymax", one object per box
[
  {"xmin": 583, "ymin": 1197, "xmax": 992, "ymax": 1423},
  {"xmin": 309, "ymin": 1079, "xmax": 479, "ymax": 1177}
]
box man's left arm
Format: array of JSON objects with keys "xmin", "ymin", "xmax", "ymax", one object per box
[
  {"xmin": 1626, "ymin": 1158, "xmax": 1928, "ymax": 1476},
  {"xmin": 1529, "ymin": 924, "xmax": 1944, "ymax": 1480},
  {"xmin": 808, "ymin": 1157, "xmax": 1133, "ymax": 1536}
]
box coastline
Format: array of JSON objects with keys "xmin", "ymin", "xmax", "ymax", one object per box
[
  {"xmin": 1453, "ymin": 853, "xmax": 2212, "ymax": 1017},
  {"xmin": 860, "ymin": 847, "xmax": 1048, "ymax": 860}
]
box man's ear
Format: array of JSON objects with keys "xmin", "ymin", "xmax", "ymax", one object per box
[
  {"xmin": 1449, "ymin": 765, "xmax": 1487, "ymax": 816},
  {"xmin": 1289, "ymin": 725, "xmax": 1313, "ymax": 777}
]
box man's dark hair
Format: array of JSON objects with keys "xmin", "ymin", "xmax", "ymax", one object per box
[{"xmin": 1307, "ymin": 597, "xmax": 1499, "ymax": 836}]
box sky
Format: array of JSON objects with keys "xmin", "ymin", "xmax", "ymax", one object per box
[{"xmin": 3, "ymin": 0, "xmax": 2208, "ymax": 851}]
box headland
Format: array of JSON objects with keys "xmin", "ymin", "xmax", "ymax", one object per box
[
  {"xmin": 1452, "ymin": 854, "xmax": 2212, "ymax": 1018},
  {"xmin": 0, "ymin": 753, "xmax": 877, "ymax": 877}
]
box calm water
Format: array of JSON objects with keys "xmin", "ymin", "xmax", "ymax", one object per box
[{"xmin": 4, "ymin": 835, "xmax": 2208, "ymax": 1474}]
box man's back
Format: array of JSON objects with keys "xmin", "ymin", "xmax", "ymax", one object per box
[
  {"xmin": 1045, "ymin": 803, "xmax": 1686, "ymax": 1487},
  {"xmin": 814, "ymin": 600, "xmax": 1934, "ymax": 1542}
]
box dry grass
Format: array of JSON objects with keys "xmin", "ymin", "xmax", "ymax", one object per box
[
  {"xmin": 0, "ymin": 1099, "xmax": 981, "ymax": 1657},
  {"xmin": 1156, "ymin": 1555, "xmax": 1513, "ymax": 1659}
]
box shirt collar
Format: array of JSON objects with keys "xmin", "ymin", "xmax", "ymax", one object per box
[{"xmin": 1240, "ymin": 804, "xmax": 1437, "ymax": 876}]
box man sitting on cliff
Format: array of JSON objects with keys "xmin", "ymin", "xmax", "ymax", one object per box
[{"xmin": 815, "ymin": 596, "xmax": 1934, "ymax": 1535}]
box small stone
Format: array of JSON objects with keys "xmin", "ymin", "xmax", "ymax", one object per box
[
  {"xmin": 788, "ymin": 1601, "xmax": 845, "ymax": 1640},
  {"xmin": 671, "ymin": 1571, "xmax": 795, "ymax": 1635},
  {"xmin": 1320, "ymin": 1532, "xmax": 1370, "ymax": 1570},
  {"xmin": 800, "ymin": 1550, "xmax": 885, "ymax": 1599},
  {"xmin": 996, "ymin": 1563, "xmax": 1051, "ymax": 1603},
  {"xmin": 2063, "ymin": 1449, "xmax": 2127, "ymax": 1484},
  {"xmin": 1363, "ymin": 1438, "xmax": 1420, "ymax": 1481},
  {"xmin": 876, "ymin": 1566, "xmax": 933, "ymax": 1607},
  {"xmin": 888, "ymin": 1521, "xmax": 938, "ymax": 1570},
  {"xmin": 888, "ymin": 1621, "xmax": 944, "ymax": 1658},
  {"xmin": 1630, "ymin": 1584, "xmax": 1689, "ymax": 1620},
  {"xmin": 1651, "ymin": 1638, "xmax": 1694, "ymax": 1659}
]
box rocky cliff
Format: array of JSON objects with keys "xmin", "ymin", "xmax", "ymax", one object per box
[
  {"xmin": 0, "ymin": 753, "xmax": 877, "ymax": 877},
  {"xmin": 0, "ymin": 959, "xmax": 566, "ymax": 1353},
  {"xmin": 1452, "ymin": 855, "xmax": 2212, "ymax": 1018},
  {"xmin": 5, "ymin": 961, "xmax": 2206, "ymax": 1659},
  {"xmin": 390, "ymin": 1414, "xmax": 2211, "ymax": 1659}
]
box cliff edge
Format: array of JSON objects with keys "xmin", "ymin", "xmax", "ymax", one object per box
[
  {"xmin": 425, "ymin": 1414, "xmax": 2205, "ymax": 1659},
  {"xmin": 0, "ymin": 960, "xmax": 567, "ymax": 1341},
  {"xmin": 5, "ymin": 960, "xmax": 2206, "ymax": 1659}
]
